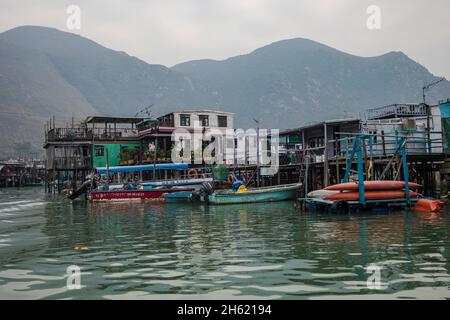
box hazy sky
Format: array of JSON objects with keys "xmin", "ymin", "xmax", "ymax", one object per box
[{"xmin": 1, "ymin": 0, "xmax": 450, "ymax": 78}]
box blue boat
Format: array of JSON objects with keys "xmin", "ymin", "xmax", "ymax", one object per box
[{"xmin": 208, "ymin": 183, "xmax": 302, "ymax": 205}]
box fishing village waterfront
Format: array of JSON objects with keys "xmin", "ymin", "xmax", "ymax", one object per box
[
  {"xmin": 3, "ymin": 0, "xmax": 450, "ymax": 309},
  {"xmin": 1, "ymin": 101, "xmax": 450, "ymax": 299},
  {"xmin": 0, "ymin": 187, "xmax": 449, "ymax": 299}
]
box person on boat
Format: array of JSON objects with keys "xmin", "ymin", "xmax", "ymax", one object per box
[
  {"xmin": 123, "ymin": 179, "xmax": 137, "ymax": 190},
  {"xmin": 128, "ymin": 181, "xmax": 137, "ymax": 190},
  {"xmin": 232, "ymin": 180, "xmax": 244, "ymax": 192}
]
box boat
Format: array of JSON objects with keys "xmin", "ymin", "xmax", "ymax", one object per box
[
  {"xmin": 324, "ymin": 190, "xmax": 421, "ymax": 201},
  {"xmin": 208, "ymin": 183, "xmax": 302, "ymax": 205},
  {"xmin": 88, "ymin": 187, "xmax": 194, "ymax": 202},
  {"xmin": 140, "ymin": 177, "xmax": 212, "ymax": 189},
  {"xmin": 307, "ymin": 189, "xmax": 340, "ymax": 198},
  {"xmin": 162, "ymin": 191, "xmax": 194, "ymax": 203},
  {"xmin": 324, "ymin": 181, "xmax": 421, "ymax": 191},
  {"xmin": 70, "ymin": 163, "xmax": 203, "ymax": 202}
]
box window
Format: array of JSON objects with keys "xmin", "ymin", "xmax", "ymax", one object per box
[
  {"xmin": 199, "ymin": 115, "xmax": 209, "ymax": 127},
  {"xmin": 218, "ymin": 115, "xmax": 228, "ymax": 128},
  {"xmin": 95, "ymin": 145, "xmax": 104, "ymax": 157},
  {"xmin": 180, "ymin": 114, "xmax": 190, "ymax": 126},
  {"xmin": 318, "ymin": 137, "xmax": 324, "ymax": 147}
]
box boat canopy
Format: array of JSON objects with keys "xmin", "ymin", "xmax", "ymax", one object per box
[{"xmin": 96, "ymin": 163, "xmax": 188, "ymax": 174}]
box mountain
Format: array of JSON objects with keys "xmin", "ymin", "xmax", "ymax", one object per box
[
  {"xmin": 1, "ymin": 26, "xmax": 450, "ymax": 156},
  {"xmin": 173, "ymin": 38, "xmax": 450, "ymax": 128},
  {"xmin": 0, "ymin": 26, "xmax": 215, "ymax": 116},
  {"xmin": 0, "ymin": 38, "xmax": 96, "ymax": 155},
  {"xmin": 0, "ymin": 26, "xmax": 216, "ymax": 155}
]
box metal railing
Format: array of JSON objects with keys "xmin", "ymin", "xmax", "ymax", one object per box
[
  {"xmin": 333, "ymin": 130, "xmax": 444, "ymax": 159},
  {"xmin": 365, "ymin": 104, "xmax": 427, "ymax": 120},
  {"xmin": 280, "ymin": 130, "xmax": 444, "ymax": 164},
  {"xmin": 46, "ymin": 127, "xmax": 139, "ymax": 142}
]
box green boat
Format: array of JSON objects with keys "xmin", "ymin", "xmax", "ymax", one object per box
[
  {"xmin": 208, "ymin": 183, "xmax": 302, "ymax": 205},
  {"xmin": 162, "ymin": 191, "xmax": 193, "ymax": 203}
]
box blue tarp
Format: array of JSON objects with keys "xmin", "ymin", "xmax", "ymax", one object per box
[{"xmin": 96, "ymin": 163, "xmax": 188, "ymax": 174}]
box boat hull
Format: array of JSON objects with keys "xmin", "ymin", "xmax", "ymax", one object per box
[
  {"xmin": 208, "ymin": 183, "xmax": 301, "ymax": 205},
  {"xmin": 88, "ymin": 188, "xmax": 193, "ymax": 202},
  {"xmin": 163, "ymin": 191, "xmax": 193, "ymax": 203}
]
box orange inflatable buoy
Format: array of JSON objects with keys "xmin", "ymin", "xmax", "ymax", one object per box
[
  {"xmin": 324, "ymin": 181, "xmax": 422, "ymax": 191},
  {"xmin": 325, "ymin": 190, "xmax": 421, "ymax": 201},
  {"xmin": 413, "ymin": 199, "xmax": 444, "ymax": 212}
]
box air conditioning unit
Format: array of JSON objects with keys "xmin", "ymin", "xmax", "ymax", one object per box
[
  {"xmin": 294, "ymin": 144, "xmax": 303, "ymax": 151},
  {"xmin": 402, "ymin": 118, "xmax": 416, "ymax": 130}
]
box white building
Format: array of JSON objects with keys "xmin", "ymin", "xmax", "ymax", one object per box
[
  {"xmin": 362, "ymin": 103, "xmax": 443, "ymax": 155},
  {"xmin": 156, "ymin": 109, "xmax": 234, "ymax": 131}
]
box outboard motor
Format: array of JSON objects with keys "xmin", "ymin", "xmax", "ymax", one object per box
[
  {"xmin": 68, "ymin": 178, "xmax": 97, "ymax": 200},
  {"xmin": 191, "ymin": 181, "xmax": 215, "ymax": 203},
  {"xmin": 201, "ymin": 181, "xmax": 215, "ymax": 195}
]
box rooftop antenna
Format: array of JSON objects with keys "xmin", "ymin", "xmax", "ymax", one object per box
[
  {"xmin": 135, "ymin": 104, "xmax": 154, "ymax": 118},
  {"xmin": 422, "ymin": 77, "xmax": 446, "ymax": 104}
]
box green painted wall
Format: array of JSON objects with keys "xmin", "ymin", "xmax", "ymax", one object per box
[
  {"xmin": 92, "ymin": 143, "xmax": 140, "ymax": 168},
  {"xmin": 288, "ymin": 134, "xmax": 300, "ymax": 144},
  {"xmin": 280, "ymin": 133, "xmax": 300, "ymax": 145}
]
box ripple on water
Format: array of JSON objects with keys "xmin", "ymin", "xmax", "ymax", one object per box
[{"xmin": 0, "ymin": 189, "xmax": 449, "ymax": 299}]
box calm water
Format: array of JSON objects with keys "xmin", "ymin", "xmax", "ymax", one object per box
[{"xmin": 0, "ymin": 187, "xmax": 449, "ymax": 300}]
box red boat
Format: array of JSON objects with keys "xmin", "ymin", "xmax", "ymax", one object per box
[
  {"xmin": 69, "ymin": 163, "xmax": 198, "ymax": 202},
  {"xmin": 88, "ymin": 188, "xmax": 194, "ymax": 202}
]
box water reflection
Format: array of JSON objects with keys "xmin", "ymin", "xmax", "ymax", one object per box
[{"xmin": 0, "ymin": 188, "xmax": 449, "ymax": 299}]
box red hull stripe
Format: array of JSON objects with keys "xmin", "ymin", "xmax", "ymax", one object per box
[{"xmin": 90, "ymin": 189, "xmax": 192, "ymax": 201}]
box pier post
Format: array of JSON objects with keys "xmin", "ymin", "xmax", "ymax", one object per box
[
  {"xmin": 356, "ymin": 137, "xmax": 366, "ymax": 205},
  {"xmin": 323, "ymin": 123, "xmax": 329, "ymax": 187},
  {"xmin": 401, "ymin": 139, "xmax": 411, "ymax": 205}
]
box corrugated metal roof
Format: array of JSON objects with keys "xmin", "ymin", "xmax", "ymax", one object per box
[{"xmin": 281, "ymin": 118, "xmax": 360, "ymax": 135}]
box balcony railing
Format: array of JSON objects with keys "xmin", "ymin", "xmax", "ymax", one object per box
[
  {"xmin": 366, "ymin": 104, "xmax": 427, "ymax": 120},
  {"xmin": 46, "ymin": 127, "xmax": 139, "ymax": 142},
  {"xmin": 281, "ymin": 130, "xmax": 444, "ymax": 164}
]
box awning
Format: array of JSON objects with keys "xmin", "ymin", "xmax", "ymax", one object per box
[{"xmin": 96, "ymin": 163, "xmax": 188, "ymax": 174}]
